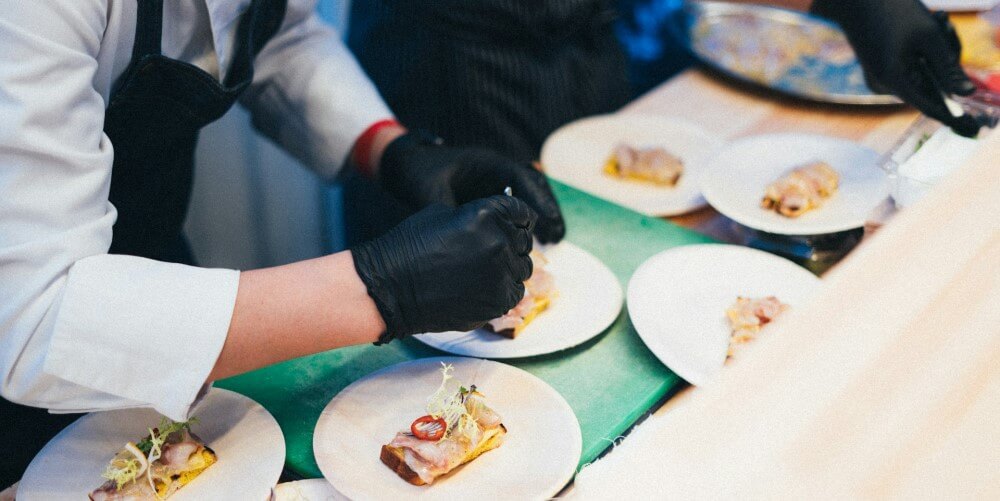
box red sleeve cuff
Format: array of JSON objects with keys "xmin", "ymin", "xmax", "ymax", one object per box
[{"xmin": 350, "ymin": 118, "xmax": 402, "ymax": 178}]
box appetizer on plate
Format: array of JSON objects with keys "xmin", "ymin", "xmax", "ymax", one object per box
[
  {"xmin": 381, "ymin": 364, "xmax": 506, "ymax": 486},
  {"xmin": 761, "ymin": 161, "xmax": 840, "ymax": 217},
  {"xmin": 485, "ymin": 250, "xmax": 556, "ymax": 338},
  {"xmin": 90, "ymin": 418, "xmax": 216, "ymax": 501},
  {"xmin": 603, "ymin": 143, "xmax": 685, "ymax": 186},
  {"xmin": 725, "ymin": 296, "xmax": 789, "ymax": 358}
]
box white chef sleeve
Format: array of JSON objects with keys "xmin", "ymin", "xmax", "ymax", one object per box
[
  {"xmin": 239, "ymin": 0, "xmax": 394, "ymax": 179},
  {"xmin": 0, "ymin": 1, "xmax": 238, "ymax": 422}
]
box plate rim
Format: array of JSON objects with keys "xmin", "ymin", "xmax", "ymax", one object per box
[{"xmin": 272, "ymin": 478, "xmax": 343, "ymax": 500}]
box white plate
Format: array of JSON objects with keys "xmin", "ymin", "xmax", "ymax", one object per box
[
  {"xmin": 541, "ymin": 114, "xmax": 725, "ymax": 216},
  {"xmin": 415, "ymin": 242, "xmax": 622, "ymax": 359},
  {"xmin": 628, "ymin": 245, "xmax": 820, "ymax": 386},
  {"xmin": 272, "ymin": 479, "xmax": 345, "ymax": 501},
  {"xmin": 700, "ymin": 133, "xmax": 887, "ymax": 235},
  {"xmin": 314, "ymin": 357, "xmax": 581, "ymax": 501},
  {"xmin": 19, "ymin": 388, "xmax": 285, "ymax": 501},
  {"xmin": 922, "ymin": 0, "xmax": 999, "ymax": 11}
]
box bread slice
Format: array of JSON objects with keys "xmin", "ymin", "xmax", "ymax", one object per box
[
  {"xmin": 381, "ymin": 424, "xmax": 507, "ymax": 486},
  {"xmin": 160, "ymin": 447, "xmax": 217, "ymax": 497},
  {"xmin": 483, "ymin": 325, "xmax": 517, "ymax": 339}
]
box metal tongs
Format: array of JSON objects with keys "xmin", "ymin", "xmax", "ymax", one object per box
[{"xmin": 503, "ymin": 186, "xmax": 549, "ymax": 254}]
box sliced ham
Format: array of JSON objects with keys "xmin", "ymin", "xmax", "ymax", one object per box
[
  {"xmin": 389, "ymin": 433, "xmax": 450, "ymax": 469},
  {"xmin": 390, "ymin": 430, "xmax": 482, "ymax": 484},
  {"xmin": 604, "ymin": 143, "xmax": 685, "ymax": 186},
  {"xmin": 88, "ymin": 479, "xmax": 157, "ymax": 501},
  {"xmin": 159, "ymin": 440, "xmax": 199, "ymax": 470},
  {"xmin": 487, "ymin": 251, "xmax": 555, "ymax": 334},
  {"xmin": 762, "ymin": 161, "xmax": 839, "ymax": 217},
  {"xmin": 466, "ymin": 393, "xmax": 503, "ymax": 429}
]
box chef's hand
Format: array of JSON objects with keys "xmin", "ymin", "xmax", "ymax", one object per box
[
  {"xmin": 351, "ymin": 195, "xmax": 536, "ymax": 343},
  {"xmin": 811, "ymin": 0, "xmax": 981, "ymax": 137},
  {"xmin": 378, "ymin": 131, "xmax": 565, "ymax": 243}
]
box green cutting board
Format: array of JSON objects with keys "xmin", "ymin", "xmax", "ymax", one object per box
[{"xmin": 217, "ymin": 180, "xmax": 716, "ymax": 478}]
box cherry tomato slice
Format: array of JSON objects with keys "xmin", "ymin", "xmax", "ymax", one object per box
[
  {"xmin": 986, "ymin": 73, "xmax": 1000, "ymax": 94},
  {"xmin": 411, "ymin": 415, "xmax": 447, "ymax": 441}
]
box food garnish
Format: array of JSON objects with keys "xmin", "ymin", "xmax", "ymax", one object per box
[
  {"xmin": 381, "ymin": 363, "xmax": 506, "ymax": 485},
  {"xmin": 424, "ymin": 364, "xmax": 483, "ymax": 440},
  {"xmin": 91, "ymin": 417, "xmax": 215, "ymax": 501},
  {"xmin": 411, "ymin": 415, "xmax": 447, "ymax": 441}
]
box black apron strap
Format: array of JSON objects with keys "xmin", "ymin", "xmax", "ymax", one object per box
[
  {"xmin": 224, "ymin": 0, "xmax": 287, "ymax": 88},
  {"xmin": 132, "ymin": 0, "xmax": 164, "ymax": 59}
]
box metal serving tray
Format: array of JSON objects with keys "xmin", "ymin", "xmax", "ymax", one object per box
[{"xmin": 670, "ymin": 1, "xmax": 902, "ymax": 106}]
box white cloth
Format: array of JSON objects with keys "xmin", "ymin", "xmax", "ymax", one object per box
[{"xmin": 0, "ymin": 0, "xmax": 392, "ymax": 421}]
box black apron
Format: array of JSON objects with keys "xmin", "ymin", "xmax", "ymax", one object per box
[
  {"xmin": 1, "ymin": 0, "xmax": 287, "ymax": 485},
  {"xmin": 348, "ymin": 0, "xmax": 630, "ymax": 162},
  {"xmin": 107, "ymin": 0, "xmax": 287, "ymax": 263}
]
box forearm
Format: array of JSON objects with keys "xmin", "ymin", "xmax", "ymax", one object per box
[{"xmin": 208, "ymin": 251, "xmax": 385, "ymax": 381}]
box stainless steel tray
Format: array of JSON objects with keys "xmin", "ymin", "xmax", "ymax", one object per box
[{"xmin": 670, "ymin": 1, "xmax": 902, "ymax": 106}]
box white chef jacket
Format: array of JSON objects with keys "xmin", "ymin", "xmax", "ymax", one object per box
[{"xmin": 0, "ymin": 0, "xmax": 392, "ymax": 421}]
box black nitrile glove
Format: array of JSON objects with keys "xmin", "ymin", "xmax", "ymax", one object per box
[
  {"xmin": 812, "ymin": 0, "xmax": 981, "ymax": 137},
  {"xmin": 352, "ymin": 195, "xmax": 537, "ymax": 344},
  {"xmin": 379, "ymin": 131, "xmax": 566, "ymax": 243}
]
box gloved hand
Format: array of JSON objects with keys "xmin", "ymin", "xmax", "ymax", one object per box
[
  {"xmin": 352, "ymin": 195, "xmax": 537, "ymax": 343},
  {"xmin": 378, "ymin": 131, "xmax": 566, "ymax": 243},
  {"xmin": 812, "ymin": 0, "xmax": 981, "ymax": 137}
]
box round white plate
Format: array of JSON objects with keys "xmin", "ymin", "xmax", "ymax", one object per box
[
  {"xmin": 272, "ymin": 479, "xmax": 346, "ymax": 501},
  {"xmin": 628, "ymin": 245, "xmax": 820, "ymax": 386},
  {"xmin": 19, "ymin": 388, "xmax": 285, "ymax": 501},
  {"xmin": 314, "ymin": 357, "xmax": 581, "ymax": 501},
  {"xmin": 415, "ymin": 242, "xmax": 622, "ymax": 359},
  {"xmin": 541, "ymin": 114, "xmax": 725, "ymax": 216},
  {"xmin": 700, "ymin": 133, "xmax": 887, "ymax": 235}
]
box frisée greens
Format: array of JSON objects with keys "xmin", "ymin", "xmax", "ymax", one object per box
[
  {"xmin": 424, "ymin": 363, "xmax": 481, "ymax": 441},
  {"xmin": 100, "ymin": 417, "xmax": 198, "ymax": 495}
]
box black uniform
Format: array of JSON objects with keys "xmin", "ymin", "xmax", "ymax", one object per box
[
  {"xmin": 350, "ymin": 0, "xmax": 630, "ymax": 161},
  {"xmin": 344, "ymin": 0, "xmax": 630, "ymax": 243}
]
